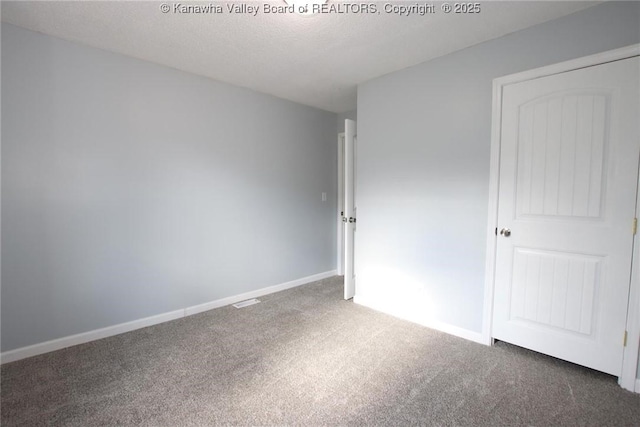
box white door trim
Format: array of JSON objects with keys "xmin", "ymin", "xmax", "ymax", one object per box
[{"xmin": 482, "ymin": 44, "xmax": 640, "ymax": 392}]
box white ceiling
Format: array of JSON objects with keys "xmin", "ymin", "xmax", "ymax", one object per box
[{"xmin": 2, "ymin": 1, "xmax": 599, "ymax": 113}]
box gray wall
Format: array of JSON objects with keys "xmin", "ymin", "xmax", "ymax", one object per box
[
  {"xmin": 356, "ymin": 1, "xmax": 640, "ymax": 335},
  {"xmin": 1, "ymin": 24, "xmax": 337, "ymax": 352}
]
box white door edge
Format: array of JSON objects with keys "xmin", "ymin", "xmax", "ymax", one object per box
[
  {"xmin": 344, "ymin": 119, "xmax": 357, "ymax": 300},
  {"xmin": 482, "ymin": 43, "xmax": 640, "ymax": 392},
  {"xmin": 337, "ymin": 133, "xmax": 345, "ymax": 276}
]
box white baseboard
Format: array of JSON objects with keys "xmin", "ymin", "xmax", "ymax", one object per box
[
  {"xmin": 354, "ymin": 294, "xmax": 485, "ymax": 345},
  {"xmin": 1, "ymin": 270, "xmax": 337, "ymax": 364},
  {"xmin": 185, "ymin": 270, "xmax": 336, "ymax": 316},
  {"xmin": 0, "ymin": 309, "xmax": 185, "ymax": 364}
]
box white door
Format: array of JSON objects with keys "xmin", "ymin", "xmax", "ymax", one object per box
[
  {"xmin": 344, "ymin": 119, "xmax": 357, "ymax": 300},
  {"xmin": 337, "ymin": 134, "xmax": 345, "ymax": 276},
  {"xmin": 492, "ymin": 57, "xmax": 640, "ymax": 376}
]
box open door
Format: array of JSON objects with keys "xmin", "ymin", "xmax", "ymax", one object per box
[
  {"xmin": 337, "ymin": 133, "xmax": 345, "ymax": 276},
  {"xmin": 344, "ymin": 119, "xmax": 356, "ymax": 300}
]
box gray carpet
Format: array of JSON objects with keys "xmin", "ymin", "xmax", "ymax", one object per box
[{"xmin": 2, "ymin": 276, "xmax": 639, "ymax": 426}]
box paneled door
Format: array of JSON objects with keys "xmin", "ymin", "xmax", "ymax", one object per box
[{"xmin": 492, "ymin": 56, "xmax": 640, "ymax": 376}]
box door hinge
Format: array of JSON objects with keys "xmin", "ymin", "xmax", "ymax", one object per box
[
  {"xmin": 623, "ymin": 330, "xmax": 628, "ymax": 347},
  {"xmin": 634, "ymin": 218, "xmax": 638, "ymax": 235}
]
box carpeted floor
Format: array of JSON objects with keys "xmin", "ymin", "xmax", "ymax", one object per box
[{"xmin": 2, "ymin": 276, "xmax": 639, "ymax": 426}]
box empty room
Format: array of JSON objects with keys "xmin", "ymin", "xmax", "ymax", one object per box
[{"xmin": 2, "ymin": 0, "xmax": 640, "ymax": 425}]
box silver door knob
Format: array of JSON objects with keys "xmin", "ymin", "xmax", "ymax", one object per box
[{"xmin": 500, "ymin": 228, "xmax": 511, "ymax": 237}]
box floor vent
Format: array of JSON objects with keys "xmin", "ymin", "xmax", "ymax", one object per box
[{"xmin": 233, "ymin": 299, "xmax": 260, "ymax": 309}]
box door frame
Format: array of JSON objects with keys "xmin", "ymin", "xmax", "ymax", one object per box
[
  {"xmin": 482, "ymin": 44, "xmax": 640, "ymax": 392},
  {"xmin": 337, "ymin": 132, "xmax": 345, "ymax": 276}
]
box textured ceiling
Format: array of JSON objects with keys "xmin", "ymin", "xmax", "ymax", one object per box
[{"xmin": 2, "ymin": 1, "xmax": 599, "ymax": 113}]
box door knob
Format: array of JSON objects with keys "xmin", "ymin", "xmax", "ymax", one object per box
[{"xmin": 500, "ymin": 228, "xmax": 511, "ymax": 237}]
